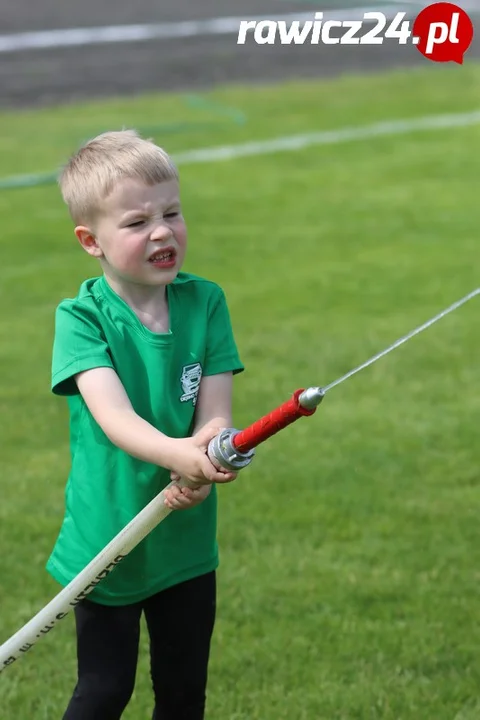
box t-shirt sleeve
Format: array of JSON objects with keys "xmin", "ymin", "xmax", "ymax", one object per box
[
  {"xmin": 203, "ymin": 288, "xmax": 244, "ymax": 377},
  {"xmin": 51, "ymin": 300, "xmax": 115, "ymax": 396}
]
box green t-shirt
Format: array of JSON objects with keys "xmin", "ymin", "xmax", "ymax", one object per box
[{"xmin": 46, "ymin": 272, "xmax": 244, "ymax": 606}]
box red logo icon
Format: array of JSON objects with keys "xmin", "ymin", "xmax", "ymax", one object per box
[{"xmin": 413, "ymin": 2, "xmax": 474, "ymax": 64}]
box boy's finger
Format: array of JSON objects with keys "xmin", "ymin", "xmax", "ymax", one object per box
[
  {"xmin": 193, "ymin": 423, "xmax": 224, "ymax": 449},
  {"xmin": 211, "ymin": 470, "xmax": 237, "ymax": 484},
  {"xmin": 164, "ymin": 487, "xmax": 182, "ymax": 504},
  {"xmin": 165, "ymin": 496, "xmax": 185, "ymax": 510}
]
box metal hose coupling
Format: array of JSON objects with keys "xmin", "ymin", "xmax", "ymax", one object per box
[{"xmin": 208, "ymin": 428, "xmax": 256, "ymax": 473}]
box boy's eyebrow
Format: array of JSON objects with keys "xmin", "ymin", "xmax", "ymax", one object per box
[
  {"xmin": 121, "ymin": 202, "xmax": 181, "ymax": 219},
  {"xmin": 119, "ymin": 205, "xmax": 152, "ymax": 220},
  {"xmin": 121, "ymin": 210, "xmax": 146, "ymax": 219}
]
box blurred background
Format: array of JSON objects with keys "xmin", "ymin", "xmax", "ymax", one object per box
[
  {"xmin": 2, "ymin": 0, "xmax": 479, "ymax": 107},
  {"xmin": 1, "ymin": 2, "xmax": 480, "ymax": 718}
]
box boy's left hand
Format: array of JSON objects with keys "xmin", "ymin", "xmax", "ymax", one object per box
[
  {"xmin": 193, "ymin": 418, "xmax": 239, "ymax": 484},
  {"xmin": 164, "ymin": 479, "xmax": 212, "ymax": 510}
]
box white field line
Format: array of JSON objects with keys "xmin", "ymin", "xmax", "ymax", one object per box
[
  {"xmin": 1, "ymin": 108, "xmax": 479, "ymax": 278},
  {"xmin": 172, "ymin": 110, "xmax": 480, "ymax": 165},
  {"xmin": 0, "ymin": 6, "xmax": 413, "ymax": 53},
  {"xmin": 1, "ymin": 110, "xmax": 479, "ymax": 194}
]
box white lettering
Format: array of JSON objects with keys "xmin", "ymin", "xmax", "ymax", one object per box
[
  {"xmin": 254, "ymin": 20, "xmax": 277, "ymax": 45},
  {"xmin": 341, "ymin": 20, "xmax": 362, "ymax": 44},
  {"xmin": 277, "ymin": 20, "xmax": 313, "ymax": 44},
  {"xmin": 311, "ymin": 13, "xmax": 323, "ymax": 44},
  {"xmin": 425, "ymin": 22, "xmax": 448, "ymax": 54},
  {"xmin": 237, "ymin": 20, "xmax": 257, "ymax": 45},
  {"xmin": 448, "ymin": 13, "xmax": 460, "ymax": 43},
  {"xmin": 322, "ymin": 20, "xmax": 342, "ymax": 45},
  {"xmin": 237, "ymin": 20, "xmax": 256, "ymax": 44}
]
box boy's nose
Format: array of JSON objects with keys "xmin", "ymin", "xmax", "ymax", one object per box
[{"xmin": 150, "ymin": 222, "xmax": 173, "ymax": 241}]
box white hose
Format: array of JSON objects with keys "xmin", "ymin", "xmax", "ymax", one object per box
[{"xmin": 0, "ymin": 481, "xmax": 177, "ymax": 672}]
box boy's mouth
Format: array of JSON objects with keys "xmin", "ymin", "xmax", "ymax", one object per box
[{"xmin": 148, "ymin": 247, "xmax": 177, "ymax": 268}]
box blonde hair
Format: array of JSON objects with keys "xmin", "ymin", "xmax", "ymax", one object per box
[{"xmin": 58, "ymin": 129, "xmax": 179, "ymax": 225}]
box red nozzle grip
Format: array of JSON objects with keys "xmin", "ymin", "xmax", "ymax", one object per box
[{"xmin": 232, "ymin": 389, "xmax": 316, "ymax": 454}]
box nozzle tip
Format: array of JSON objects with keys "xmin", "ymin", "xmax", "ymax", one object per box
[{"xmin": 298, "ymin": 386, "xmax": 325, "ymax": 410}]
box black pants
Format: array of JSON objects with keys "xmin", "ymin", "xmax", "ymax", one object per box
[{"xmin": 63, "ymin": 571, "xmax": 216, "ymax": 720}]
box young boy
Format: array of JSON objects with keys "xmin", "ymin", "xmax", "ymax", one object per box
[{"xmin": 47, "ymin": 129, "xmax": 245, "ymax": 719}]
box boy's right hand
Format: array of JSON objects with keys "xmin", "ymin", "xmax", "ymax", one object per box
[{"xmin": 168, "ymin": 425, "xmax": 237, "ymax": 485}]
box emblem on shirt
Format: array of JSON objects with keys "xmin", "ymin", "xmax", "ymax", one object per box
[{"xmin": 179, "ymin": 362, "xmax": 202, "ymax": 405}]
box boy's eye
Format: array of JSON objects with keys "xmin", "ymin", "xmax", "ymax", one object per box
[
  {"xmin": 127, "ymin": 220, "xmax": 144, "ymax": 227},
  {"xmin": 164, "ymin": 212, "xmax": 179, "ymax": 219}
]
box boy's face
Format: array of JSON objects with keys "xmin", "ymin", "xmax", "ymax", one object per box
[{"xmin": 76, "ymin": 178, "xmax": 187, "ymax": 290}]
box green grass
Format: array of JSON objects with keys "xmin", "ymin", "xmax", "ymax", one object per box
[{"xmin": 1, "ymin": 63, "xmax": 480, "ymax": 718}]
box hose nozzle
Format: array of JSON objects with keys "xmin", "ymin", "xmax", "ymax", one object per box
[{"xmin": 298, "ymin": 386, "xmax": 326, "ymax": 410}]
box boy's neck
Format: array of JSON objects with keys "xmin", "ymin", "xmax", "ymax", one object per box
[{"xmin": 103, "ymin": 274, "xmax": 170, "ymax": 332}]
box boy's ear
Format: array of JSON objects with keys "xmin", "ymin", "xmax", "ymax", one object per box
[{"xmin": 74, "ymin": 226, "xmax": 104, "ymax": 258}]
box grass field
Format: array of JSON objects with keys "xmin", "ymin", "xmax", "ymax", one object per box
[{"xmin": 1, "ymin": 63, "xmax": 480, "ymax": 719}]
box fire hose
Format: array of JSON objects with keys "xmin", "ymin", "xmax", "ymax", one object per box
[{"xmin": 0, "ymin": 287, "xmax": 478, "ymax": 673}]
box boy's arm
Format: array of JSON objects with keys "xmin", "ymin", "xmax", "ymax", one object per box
[
  {"xmin": 192, "ymin": 371, "xmax": 234, "ymax": 434},
  {"xmin": 74, "ymin": 366, "xmax": 234, "ymax": 484},
  {"xmin": 192, "ymin": 371, "xmax": 240, "ymax": 482},
  {"xmin": 165, "ymin": 371, "xmax": 238, "ymax": 507}
]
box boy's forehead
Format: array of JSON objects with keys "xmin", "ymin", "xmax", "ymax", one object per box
[{"xmin": 106, "ymin": 178, "xmax": 180, "ymax": 212}]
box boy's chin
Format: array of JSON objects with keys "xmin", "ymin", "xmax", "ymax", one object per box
[
  {"xmin": 105, "ymin": 268, "xmax": 180, "ymax": 289},
  {"xmin": 151, "ymin": 267, "xmax": 180, "ymax": 284}
]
